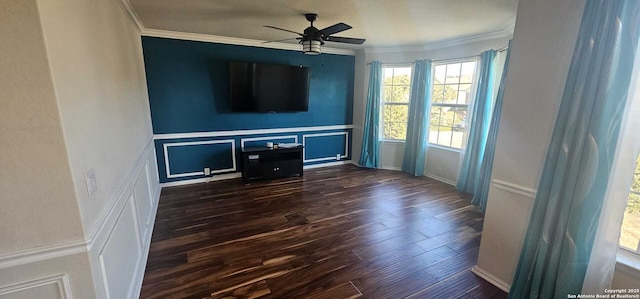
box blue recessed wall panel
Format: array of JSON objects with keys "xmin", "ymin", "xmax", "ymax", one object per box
[{"xmin": 143, "ymin": 37, "xmax": 355, "ymax": 183}]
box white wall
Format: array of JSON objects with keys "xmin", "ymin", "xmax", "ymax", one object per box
[
  {"xmin": 471, "ymin": 0, "xmax": 640, "ymax": 291},
  {"xmin": 0, "ymin": 0, "xmax": 160, "ymax": 298},
  {"xmin": 0, "ymin": 1, "xmax": 94, "ymax": 297},
  {"xmin": 37, "ymin": 0, "xmax": 154, "ymax": 234},
  {"xmin": 0, "ymin": 0, "xmax": 85, "ymax": 256},
  {"xmin": 353, "ymin": 36, "xmax": 511, "ymax": 184}
]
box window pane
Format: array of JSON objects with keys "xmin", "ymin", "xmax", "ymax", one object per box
[
  {"xmin": 383, "ymin": 104, "xmax": 408, "ymax": 140},
  {"xmin": 384, "ymin": 68, "xmax": 394, "ymax": 82},
  {"xmin": 620, "ymin": 155, "xmax": 640, "ymax": 252},
  {"xmin": 430, "ymin": 107, "xmax": 443, "ymax": 127},
  {"xmin": 429, "ymin": 125, "xmax": 438, "ymax": 144},
  {"xmin": 436, "ymin": 127, "xmax": 453, "ymax": 147},
  {"xmin": 384, "ymin": 85, "xmax": 393, "ymax": 102},
  {"xmin": 451, "ymin": 107, "xmax": 467, "ymax": 149},
  {"xmin": 453, "ymin": 107, "xmax": 467, "ymax": 131},
  {"xmin": 443, "ymin": 85, "xmax": 458, "ymax": 104},
  {"xmin": 458, "ymin": 84, "xmax": 473, "ymax": 104},
  {"xmin": 445, "ymin": 63, "xmax": 461, "ymax": 84},
  {"xmin": 387, "ymin": 85, "xmax": 409, "ymax": 103},
  {"xmin": 441, "ymin": 106, "xmax": 455, "ymax": 127},
  {"xmin": 387, "ymin": 122, "xmax": 407, "ymax": 140},
  {"xmin": 434, "ymin": 65, "xmax": 446, "ymax": 84},
  {"xmin": 460, "ymin": 61, "xmax": 476, "ymax": 83},
  {"xmin": 393, "ymin": 67, "xmax": 412, "ymax": 83},
  {"xmin": 432, "ymin": 85, "xmax": 445, "ymax": 104}
]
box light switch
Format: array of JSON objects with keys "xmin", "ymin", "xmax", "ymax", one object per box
[{"xmin": 84, "ymin": 169, "xmax": 97, "ymax": 197}]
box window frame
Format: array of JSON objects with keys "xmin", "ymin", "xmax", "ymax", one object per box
[
  {"xmin": 380, "ymin": 64, "xmax": 413, "ymax": 142},
  {"xmin": 619, "ymin": 153, "xmax": 640, "ymax": 258},
  {"xmin": 429, "ymin": 58, "xmax": 479, "ymax": 151}
]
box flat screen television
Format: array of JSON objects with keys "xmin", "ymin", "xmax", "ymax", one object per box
[{"xmin": 229, "ymin": 62, "xmax": 310, "ymax": 112}]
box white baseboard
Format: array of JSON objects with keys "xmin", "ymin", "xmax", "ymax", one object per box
[
  {"xmin": 160, "ymin": 160, "xmax": 354, "ymax": 187},
  {"xmin": 379, "ymin": 166, "xmax": 402, "ymax": 171},
  {"xmin": 303, "ymin": 160, "xmax": 352, "ymax": 169},
  {"xmin": 425, "ymin": 173, "xmax": 456, "ymax": 186},
  {"xmin": 160, "ymin": 172, "xmax": 243, "ymax": 188},
  {"xmin": 470, "ymin": 265, "xmax": 511, "ymax": 293}
]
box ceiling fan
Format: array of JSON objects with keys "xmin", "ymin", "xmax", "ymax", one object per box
[{"xmin": 264, "ymin": 13, "xmax": 366, "ymax": 55}]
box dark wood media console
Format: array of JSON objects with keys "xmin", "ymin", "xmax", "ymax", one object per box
[{"xmin": 241, "ymin": 146, "xmax": 303, "ymax": 182}]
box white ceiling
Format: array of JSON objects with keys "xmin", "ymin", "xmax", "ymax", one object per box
[{"xmin": 129, "ymin": 0, "xmax": 518, "ymax": 49}]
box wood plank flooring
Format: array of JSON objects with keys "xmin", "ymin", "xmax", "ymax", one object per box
[{"xmin": 140, "ymin": 165, "xmax": 507, "ymax": 299}]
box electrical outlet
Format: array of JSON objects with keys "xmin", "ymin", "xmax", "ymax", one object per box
[
  {"xmin": 336, "ymin": 154, "xmax": 341, "ymax": 161},
  {"xmin": 204, "ymin": 167, "xmax": 211, "ymax": 176},
  {"xmin": 84, "ymin": 168, "xmax": 97, "ymax": 197}
]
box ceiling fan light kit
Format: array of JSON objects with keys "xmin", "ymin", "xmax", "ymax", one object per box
[
  {"xmin": 264, "ymin": 13, "xmax": 366, "ymax": 55},
  {"xmin": 302, "ymin": 40, "xmax": 322, "ymax": 55}
]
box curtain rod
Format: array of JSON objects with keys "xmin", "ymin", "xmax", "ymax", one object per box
[{"xmin": 366, "ymin": 45, "xmax": 509, "ymax": 65}]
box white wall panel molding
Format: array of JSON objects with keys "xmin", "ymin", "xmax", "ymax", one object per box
[
  {"xmin": 0, "ymin": 241, "xmax": 85, "ymax": 270},
  {"xmin": 302, "ymin": 132, "xmax": 349, "ymax": 162},
  {"xmin": 491, "ymin": 179, "xmax": 537, "ymax": 199},
  {"xmin": 0, "ymin": 273, "xmax": 72, "ymax": 299},
  {"xmin": 141, "ymin": 28, "xmax": 356, "ymax": 56},
  {"xmin": 86, "ymin": 137, "xmax": 157, "ymax": 251},
  {"xmin": 87, "ymin": 137, "xmax": 160, "ymax": 299},
  {"xmin": 153, "ymin": 124, "xmax": 354, "ymax": 140},
  {"xmin": 163, "ymin": 139, "xmax": 236, "ymax": 179}
]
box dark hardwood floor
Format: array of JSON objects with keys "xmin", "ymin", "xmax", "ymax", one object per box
[{"xmin": 140, "ymin": 164, "xmax": 507, "ymax": 299}]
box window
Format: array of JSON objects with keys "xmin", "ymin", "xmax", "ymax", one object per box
[
  {"xmin": 381, "ymin": 66, "xmax": 412, "ymax": 140},
  {"xmin": 429, "ymin": 61, "xmax": 477, "ymax": 149},
  {"xmin": 620, "ymin": 154, "xmax": 640, "ymax": 253}
]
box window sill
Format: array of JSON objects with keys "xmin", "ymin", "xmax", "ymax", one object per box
[
  {"xmin": 616, "ymin": 249, "xmax": 640, "ymax": 278},
  {"xmin": 428, "ymin": 144, "xmax": 462, "ymax": 153},
  {"xmin": 380, "ymin": 139, "xmax": 405, "ymax": 143}
]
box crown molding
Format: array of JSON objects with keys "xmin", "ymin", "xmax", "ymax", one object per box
[
  {"xmin": 141, "ymin": 28, "xmax": 357, "ymax": 56},
  {"xmin": 364, "ymin": 24, "xmax": 514, "ymax": 55},
  {"xmin": 112, "ymin": 0, "xmax": 144, "ymax": 31}
]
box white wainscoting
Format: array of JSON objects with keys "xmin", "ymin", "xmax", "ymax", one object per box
[
  {"xmin": 163, "ymin": 139, "xmax": 236, "ymax": 179},
  {"xmin": 302, "ymin": 131, "xmax": 349, "ymax": 163},
  {"xmin": 473, "ymin": 179, "xmax": 537, "ymax": 293},
  {"xmin": 0, "ymin": 138, "xmax": 160, "ymax": 299},
  {"xmin": 155, "ymin": 125, "xmax": 354, "ymax": 183},
  {"xmin": 0, "ymin": 274, "xmax": 72, "ymax": 299},
  {"xmin": 87, "ymin": 138, "xmax": 161, "ymax": 299}
]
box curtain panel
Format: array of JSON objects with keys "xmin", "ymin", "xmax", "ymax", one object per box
[
  {"xmin": 402, "ymin": 59, "xmax": 433, "ymax": 176},
  {"xmin": 510, "ymin": 1, "xmax": 640, "ymax": 297},
  {"xmin": 359, "ymin": 61, "xmax": 382, "ymax": 168}
]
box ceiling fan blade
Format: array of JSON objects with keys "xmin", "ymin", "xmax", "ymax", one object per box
[
  {"xmin": 262, "ymin": 38, "xmax": 299, "ymax": 44},
  {"xmin": 325, "ymin": 36, "xmax": 366, "ymax": 45},
  {"xmin": 319, "ymin": 23, "xmax": 352, "ymax": 36},
  {"xmin": 263, "ymin": 25, "xmax": 305, "ymax": 36}
]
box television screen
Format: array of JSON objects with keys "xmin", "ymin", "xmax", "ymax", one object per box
[{"xmin": 230, "ymin": 62, "xmax": 310, "ymax": 112}]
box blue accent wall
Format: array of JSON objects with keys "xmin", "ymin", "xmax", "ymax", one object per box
[
  {"xmin": 142, "ymin": 37, "xmax": 355, "ymax": 183},
  {"xmin": 142, "ymin": 37, "xmax": 354, "ymax": 134}
]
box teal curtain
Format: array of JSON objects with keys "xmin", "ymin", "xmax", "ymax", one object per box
[
  {"xmin": 359, "ymin": 61, "xmax": 382, "ymax": 168},
  {"xmin": 471, "ymin": 41, "xmax": 513, "ymax": 212},
  {"xmin": 402, "ymin": 59, "xmax": 433, "ymax": 176},
  {"xmin": 510, "ymin": 1, "xmax": 640, "ymax": 298},
  {"xmin": 456, "ymin": 50, "xmax": 497, "ymax": 196}
]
